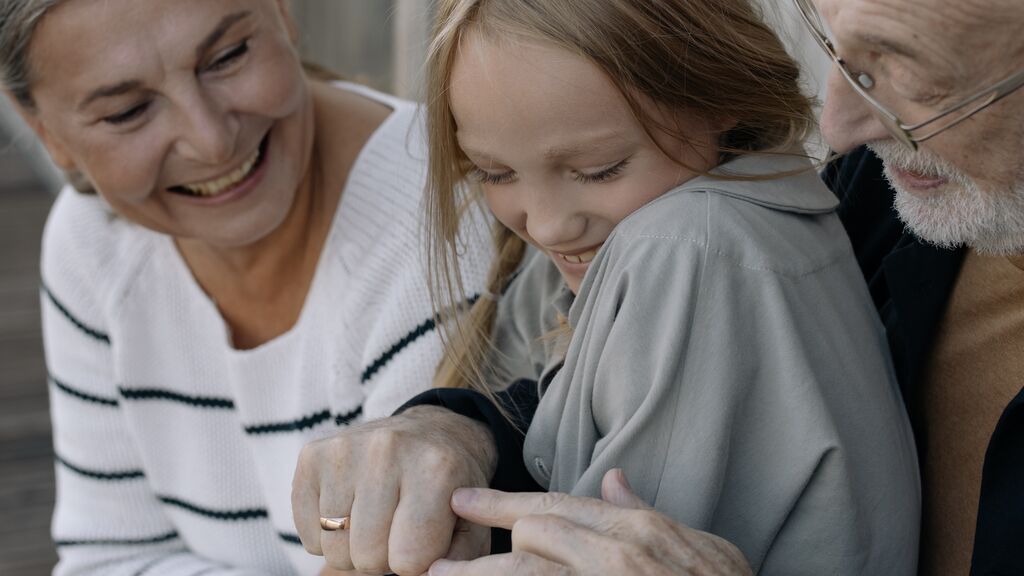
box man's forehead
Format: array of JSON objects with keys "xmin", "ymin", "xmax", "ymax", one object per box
[{"xmin": 818, "ymin": 0, "xmax": 1023, "ymax": 73}]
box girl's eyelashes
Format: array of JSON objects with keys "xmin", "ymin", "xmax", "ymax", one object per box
[
  {"xmin": 102, "ymin": 101, "xmax": 151, "ymax": 126},
  {"xmin": 574, "ymin": 158, "xmax": 631, "ymax": 184},
  {"xmin": 470, "ymin": 167, "xmax": 517, "ymax": 185},
  {"xmin": 469, "ymin": 158, "xmax": 632, "ymax": 186},
  {"xmin": 206, "ymin": 39, "xmax": 250, "ymax": 73}
]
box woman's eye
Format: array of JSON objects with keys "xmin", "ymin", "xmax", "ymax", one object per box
[
  {"xmin": 206, "ymin": 40, "xmax": 249, "ymax": 72},
  {"xmin": 574, "ymin": 158, "xmax": 631, "ymax": 184},
  {"xmin": 102, "ymin": 102, "xmax": 151, "ymax": 126},
  {"xmin": 470, "ymin": 167, "xmax": 516, "ymax": 186}
]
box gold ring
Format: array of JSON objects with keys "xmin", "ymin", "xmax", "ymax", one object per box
[{"xmin": 319, "ymin": 516, "xmax": 350, "ymax": 531}]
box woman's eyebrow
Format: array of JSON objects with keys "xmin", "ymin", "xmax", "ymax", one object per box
[
  {"xmin": 195, "ymin": 11, "xmax": 252, "ymax": 60},
  {"xmin": 76, "ymin": 11, "xmax": 253, "ymax": 112},
  {"xmin": 77, "ymin": 80, "xmax": 144, "ymax": 111}
]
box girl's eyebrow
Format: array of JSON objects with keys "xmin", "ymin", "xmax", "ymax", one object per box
[
  {"xmin": 76, "ymin": 11, "xmax": 252, "ymax": 112},
  {"xmin": 542, "ymin": 133, "xmax": 629, "ymax": 161}
]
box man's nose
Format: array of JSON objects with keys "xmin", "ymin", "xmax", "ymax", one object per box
[{"xmin": 820, "ymin": 69, "xmax": 892, "ymax": 153}]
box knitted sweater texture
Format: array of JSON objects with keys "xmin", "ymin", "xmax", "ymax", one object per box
[{"xmin": 40, "ymin": 84, "xmax": 491, "ymax": 575}]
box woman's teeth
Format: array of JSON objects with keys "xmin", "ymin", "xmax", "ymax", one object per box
[
  {"xmin": 179, "ymin": 147, "xmax": 261, "ymax": 197},
  {"xmin": 559, "ymin": 248, "xmax": 599, "ymax": 264}
]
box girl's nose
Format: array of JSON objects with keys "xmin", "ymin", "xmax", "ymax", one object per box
[{"xmin": 523, "ymin": 188, "xmax": 586, "ymax": 250}]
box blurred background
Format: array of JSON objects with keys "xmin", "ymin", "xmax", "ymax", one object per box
[{"xmin": 0, "ymin": 1, "xmax": 826, "ymax": 574}]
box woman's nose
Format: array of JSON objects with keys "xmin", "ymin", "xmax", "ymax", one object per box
[
  {"xmin": 175, "ymin": 95, "xmax": 238, "ymax": 165},
  {"xmin": 820, "ymin": 69, "xmax": 892, "ymax": 153}
]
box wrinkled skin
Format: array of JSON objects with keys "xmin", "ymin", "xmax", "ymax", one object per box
[
  {"xmin": 294, "ymin": 407, "xmax": 751, "ymax": 576},
  {"xmin": 428, "ymin": 469, "xmax": 752, "ymax": 576},
  {"xmin": 292, "ymin": 406, "xmax": 496, "ymax": 575}
]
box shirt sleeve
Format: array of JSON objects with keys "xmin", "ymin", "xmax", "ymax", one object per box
[{"xmin": 41, "ymin": 195, "xmax": 274, "ymax": 576}]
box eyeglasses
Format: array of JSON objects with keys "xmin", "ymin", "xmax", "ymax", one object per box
[{"xmin": 793, "ymin": 0, "xmax": 1024, "ymax": 151}]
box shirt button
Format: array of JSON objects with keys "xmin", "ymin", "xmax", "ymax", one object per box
[{"xmin": 533, "ymin": 456, "xmax": 550, "ymax": 479}]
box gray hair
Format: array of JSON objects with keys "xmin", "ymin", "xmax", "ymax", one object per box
[{"xmin": 0, "ymin": 1, "xmax": 65, "ymax": 108}]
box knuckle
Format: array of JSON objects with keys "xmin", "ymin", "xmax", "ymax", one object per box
[
  {"xmin": 387, "ymin": 552, "xmax": 429, "ymax": 576},
  {"xmin": 627, "ymin": 508, "xmax": 670, "ymax": 538}
]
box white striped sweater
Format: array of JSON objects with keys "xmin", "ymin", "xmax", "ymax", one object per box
[{"xmin": 40, "ymin": 83, "xmax": 492, "ymax": 575}]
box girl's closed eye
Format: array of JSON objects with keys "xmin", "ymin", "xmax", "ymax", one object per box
[
  {"xmin": 469, "ymin": 166, "xmax": 517, "ymax": 185},
  {"xmin": 574, "ymin": 158, "xmax": 631, "ymax": 184}
]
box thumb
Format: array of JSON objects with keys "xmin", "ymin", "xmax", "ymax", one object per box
[{"xmin": 600, "ymin": 469, "xmax": 648, "ymax": 509}]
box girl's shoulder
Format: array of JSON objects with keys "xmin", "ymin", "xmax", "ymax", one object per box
[{"xmin": 608, "ymin": 154, "xmax": 849, "ymax": 278}]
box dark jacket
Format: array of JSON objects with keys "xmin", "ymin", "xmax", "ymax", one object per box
[{"xmin": 824, "ymin": 147, "xmax": 1023, "ymax": 576}]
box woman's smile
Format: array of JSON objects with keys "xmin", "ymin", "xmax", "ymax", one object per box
[{"xmin": 167, "ymin": 132, "xmax": 270, "ymax": 206}]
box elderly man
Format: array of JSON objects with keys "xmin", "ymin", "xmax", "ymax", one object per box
[
  {"xmin": 812, "ymin": 1, "xmax": 1024, "ymax": 574},
  {"xmin": 294, "ymin": 0, "xmax": 1024, "ymax": 574}
]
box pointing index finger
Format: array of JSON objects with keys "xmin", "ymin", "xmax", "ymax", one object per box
[{"xmin": 450, "ymin": 488, "xmax": 609, "ymax": 530}]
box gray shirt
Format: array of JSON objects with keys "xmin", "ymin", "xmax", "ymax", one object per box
[{"xmin": 491, "ymin": 155, "xmax": 920, "ymax": 575}]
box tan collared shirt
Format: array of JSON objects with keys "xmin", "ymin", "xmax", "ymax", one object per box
[{"xmin": 922, "ymin": 250, "xmax": 1024, "ymax": 576}]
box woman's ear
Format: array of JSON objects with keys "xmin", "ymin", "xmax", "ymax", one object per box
[{"xmin": 8, "ymin": 98, "xmax": 76, "ymax": 171}]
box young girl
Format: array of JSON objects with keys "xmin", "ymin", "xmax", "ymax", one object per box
[{"xmin": 423, "ymin": 0, "xmax": 920, "ymax": 573}]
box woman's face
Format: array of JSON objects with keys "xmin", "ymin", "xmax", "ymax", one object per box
[{"xmin": 24, "ymin": 0, "xmax": 311, "ymax": 247}]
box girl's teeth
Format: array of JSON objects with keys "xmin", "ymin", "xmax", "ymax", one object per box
[
  {"xmin": 560, "ymin": 248, "xmax": 599, "ymax": 264},
  {"xmin": 181, "ymin": 148, "xmax": 260, "ymax": 196}
]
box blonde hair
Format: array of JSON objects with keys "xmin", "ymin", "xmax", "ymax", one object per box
[{"xmin": 427, "ymin": 0, "xmax": 815, "ymax": 396}]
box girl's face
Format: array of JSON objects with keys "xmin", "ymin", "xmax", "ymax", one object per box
[
  {"xmin": 23, "ymin": 0, "xmax": 311, "ymax": 248},
  {"xmin": 450, "ymin": 33, "xmax": 720, "ymax": 293}
]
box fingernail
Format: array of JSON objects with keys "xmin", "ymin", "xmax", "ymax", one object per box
[
  {"xmin": 430, "ymin": 559, "xmax": 454, "ymax": 576},
  {"xmin": 451, "ymin": 487, "xmax": 479, "ymax": 509}
]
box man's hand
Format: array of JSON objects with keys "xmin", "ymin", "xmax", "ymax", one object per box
[
  {"xmin": 293, "ymin": 406, "xmax": 497, "ymax": 575},
  {"xmin": 428, "ymin": 469, "xmax": 753, "ymax": 576}
]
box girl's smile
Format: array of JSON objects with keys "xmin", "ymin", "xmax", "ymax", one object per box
[{"xmin": 449, "ymin": 32, "xmax": 719, "ymax": 293}]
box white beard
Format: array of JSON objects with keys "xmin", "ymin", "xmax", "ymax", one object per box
[{"xmin": 868, "ymin": 141, "xmax": 1024, "ymax": 256}]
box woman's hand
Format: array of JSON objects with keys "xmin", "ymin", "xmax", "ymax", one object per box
[
  {"xmin": 428, "ymin": 469, "xmax": 753, "ymax": 576},
  {"xmin": 293, "ymin": 406, "xmax": 497, "ymax": 575}
]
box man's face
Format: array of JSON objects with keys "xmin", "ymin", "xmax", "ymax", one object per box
[{"xmin": 816, "ymin": 0, "xmax": 1024, "ymax": 254}]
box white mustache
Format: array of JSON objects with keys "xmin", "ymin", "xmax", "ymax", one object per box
[{"xmin": 866, "ymin": 141, "xmax": 971, "ymax": 187}]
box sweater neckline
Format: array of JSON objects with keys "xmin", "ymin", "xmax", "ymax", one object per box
[{"xmin": 165, "ymin": 84, "xmax": 407, "ymax": 356}]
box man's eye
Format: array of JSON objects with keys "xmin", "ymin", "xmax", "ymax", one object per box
[
  {"xmin": 103, "ymin": 102, "xmax": 150, "ymax": 125},
  {"xmin": 207, "ymin": 40, "xmax": 249, "ymax": 72}
]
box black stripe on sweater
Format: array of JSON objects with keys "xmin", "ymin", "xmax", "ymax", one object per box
[
  {"xmin": 157, "ymin": 496, "xmax": 268, "ymax": 522},
  {"xmin": 360, "ymin": 293, "xmax": 480, "ymax": 384},
  {"xmin": 50, "ymin": 375, "xmax": 120, "ymax": 407},
  {"xmin": 278, "ymin": 532, "xmax": 302, "ymax": 545},
  {"xmin": 55, "ymin": 531, "xmax": 180, "ymax": 547},
  {"xmin": 119, "ymin": 388, "xmax": 235, "ymax": 410},
  {"xmin": 335, "ymin": 405, "xmax": 363, "ymax": 426},
  {"xmin": 41, "ymin": 283, "xmax": 111, "ymax": 344},
  {"xmin": 244, "ymin": 409, "xmax": 332, "ymax": 435},
  {"xmin": 56, "ymin": 454, "xmax": 145, "ymax": 481}
]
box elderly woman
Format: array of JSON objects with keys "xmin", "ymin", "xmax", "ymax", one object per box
[{"xmin": 1, "ymin": 0, "xmax": 490, "ymax": 574}]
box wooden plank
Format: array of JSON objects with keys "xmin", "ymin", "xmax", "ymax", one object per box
[{"xmin": 0, "ymin": 124, "xmax": 58, "ymax": 576}]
